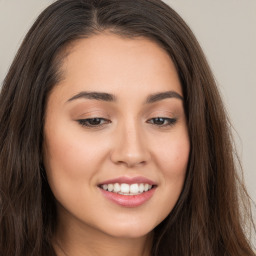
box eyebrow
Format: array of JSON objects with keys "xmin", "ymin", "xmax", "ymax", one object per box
[
  {"xmin": 67, "ymin": 91, "xmax": 116, "ymax": 102},
  {"xmin": 67, "ymin": 90, "xmax": 183, "ymax": 103},
  {"xmin": 145, "ymin": 91, "xmax": 183, "ymax": 103}
]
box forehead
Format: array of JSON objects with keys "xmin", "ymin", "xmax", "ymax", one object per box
[{"xmin": 51, "ymin": 32, "xmax": 182, "ymax": 102}]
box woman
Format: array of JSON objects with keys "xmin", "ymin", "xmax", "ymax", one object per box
[{"xmin": 0, "ymin": 0, "xmax": 255, "ymax": 255}]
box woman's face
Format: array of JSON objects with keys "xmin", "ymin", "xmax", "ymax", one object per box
[{"xmin": 43, "ymin": 33, "xmax": 190, "ymax": 238}]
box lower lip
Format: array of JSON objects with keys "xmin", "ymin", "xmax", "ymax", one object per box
[{"xmin": 99, "ymin": 187, "xmax": 156, "ymax": 207}]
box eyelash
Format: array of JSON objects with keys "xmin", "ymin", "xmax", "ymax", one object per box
[
  {"xmin": 77, "ymin": 117, "xmax": 177, "ymax": 128},
  {"xmin": 146, "ymin": 117, "xmax": 177, "ymax": 127},
  {"xmin": 77, "ymin": 118, "xmax": 110, "ymax": 128}
]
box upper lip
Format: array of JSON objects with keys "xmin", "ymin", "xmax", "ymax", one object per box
[{"xmin": 99, "ymin": 176, "xmax": 157, "ymax": 186}]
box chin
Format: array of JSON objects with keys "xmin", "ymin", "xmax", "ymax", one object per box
[{"xmin": 99, "ymin": 220, "xmax": 156, "ymax": 239}]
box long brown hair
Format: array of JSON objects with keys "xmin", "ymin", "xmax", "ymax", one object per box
[{"xmin": 0, "ymin": 0, "xmax": 255, "ymax": 255}]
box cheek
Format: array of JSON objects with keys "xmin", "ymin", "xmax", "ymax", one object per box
[
  {"xmin": 155, "ymin": 131, "xmax": 190, "ymax": 176},
  {"xmin": 44, "ymin": 121, "xmax": 106, "ymax": 173},
  {"xmin": 43, "ymin": 124, "xmax": 111, "ymax": 218},
  {"xmin": 43, "ymin": 121, "xmax": 108, "ymax": 199},
  {"xmin": 151, "ymin": 130, "xmax": 190, "ymax": 210}
]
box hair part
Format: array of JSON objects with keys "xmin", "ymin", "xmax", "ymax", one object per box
[{"xmin": 0, "ymin": 0, "xmax": 255, "ymax": 255}]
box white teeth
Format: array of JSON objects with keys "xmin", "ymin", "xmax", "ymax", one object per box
[
  {"xmin": 108, "ymin": 184, "xmax": 114, "ymax": 192},
  {"xmin": 101, "ymin": 183, "xmax": 154, "ymax": 195},
  {"xmin": 103, "ymin": 184, "xmax": 108, "ymax": 190},
  {"xmin": 130, "ymin": 184, "xmax": 139, "ymax": 194},
  {"xmin": 139, "ymin": 183, "xmax": 144, "ymax": 193},
  {"xmin": 114, "ymin": 183, "xmax": 120, "ymax": 192},
  {"xmin": 120, "ymin": 183, "xmax": 129, "ymax": 193}
]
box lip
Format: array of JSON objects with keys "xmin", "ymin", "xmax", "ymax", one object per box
[
  {"xmin": 99, "ymin": 187, "xmax": 156, "ymax": 207},
  {"xmin": 98, "ymin": 176, "xmax": 157, "ymax": 207}
]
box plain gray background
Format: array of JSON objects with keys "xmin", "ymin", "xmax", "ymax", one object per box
[{"xmin": 0, "ymin": 1, "xmax": 255, "ymax": 214}]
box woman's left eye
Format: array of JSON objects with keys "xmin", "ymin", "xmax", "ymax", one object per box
[
  {"xmin": 146, "ymin": 117, "xmax": 177, "ymax": 127},
  {"xmin": 77, "ymin": 118, "xmax": 111, "ymax": 128}
]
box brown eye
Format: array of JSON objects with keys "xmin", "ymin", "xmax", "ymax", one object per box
[
  {"xmin": 77, "ymin": 118, "xmax": 111, "ymax": 127},
  {"xmin": 147, "ymin": 117, "xmax": 177, "ymax": 127}
]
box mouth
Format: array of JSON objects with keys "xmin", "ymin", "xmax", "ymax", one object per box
[{"xmin": 98, "ymin": 177, "xmax": 157, "ymax": 207}]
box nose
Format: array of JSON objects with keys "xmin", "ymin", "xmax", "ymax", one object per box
[{"xmin": 110, "ymin": 120, "xmax": 151, "ymax": 168}]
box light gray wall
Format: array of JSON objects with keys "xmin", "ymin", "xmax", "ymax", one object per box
[
  {"xmin": 165, "ymin": 0, "xmax": 256, "ymax": 207},
  {"xmin": 0, "ymin": 1, "xmax": 255, "ymax": 208}
]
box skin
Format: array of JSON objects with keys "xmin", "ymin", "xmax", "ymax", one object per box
[{"xmin": 43, "ymin": 32, "xmax": 190, "ymax": 256}]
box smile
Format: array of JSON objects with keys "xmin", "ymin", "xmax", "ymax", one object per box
[
  {"xmin": 98, "ymin": 177, "xmax": 157, "ymax": 207},
  {"xmin": 100, "ymin": 183, "xmax": 154, "ymax": 195}
]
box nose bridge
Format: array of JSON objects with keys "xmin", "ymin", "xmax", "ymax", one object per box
[{"xmin": 110, "ymin": 116, "xmax": 150, "ymax": 167}]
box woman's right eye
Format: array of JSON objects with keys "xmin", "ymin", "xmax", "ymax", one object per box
[{"xmin": 77, "ymin": 118, "xmax": 111, "ymax": 128}]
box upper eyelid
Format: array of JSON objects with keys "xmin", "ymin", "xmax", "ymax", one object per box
[
  {"xmin": 77, "ymin": 116, "xmax": 175, "ymax": 120},
  {"xmin": 76, "ymin": 110, "xmax": 176, "ymax": 118},
  {"xmin": 73, "ymin": 105, "xmax": 178, "ymax": 120},
  {"xmin": 76, "ymin": 112, "xmax": 176, "ymax": 119},
  {"xmin": 75, "ymin": 112, "xmax": 111, "ymax": 120},
  {"xmin": 147, "ymin": 110, "xmax": 175, "ymax": 116}
]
